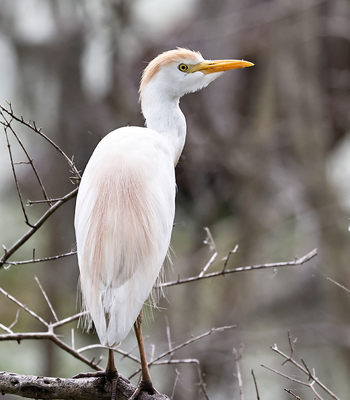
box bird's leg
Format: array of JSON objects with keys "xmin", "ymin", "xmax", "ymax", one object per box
[
  {"xmin": 106, "ymin": 349, "xmax": 119, "ymax": 400},
  {"xmin": 129, "ymin": 309, "xmax": 159, "ymax": 400},
  {"xmin": 106, "ymin": 348, "xmax": 117, "ymax": 375},
  {"xmin": 73, "ymin": 348, "xmax": 118, "ymax": 400}
]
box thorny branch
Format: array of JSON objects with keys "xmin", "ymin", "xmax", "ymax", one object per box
[
  {"xmin": 261, "ymin": 332, "xmax": 340, "ymax": 400},
  {"xmin": 0, "ymin": 280, "xmax": 231, "ymax": 399}
]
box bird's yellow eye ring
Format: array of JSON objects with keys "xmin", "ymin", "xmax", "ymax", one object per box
[{"xmin": 178, "ymin": 63, "xmax": 189, "ymax": 72}]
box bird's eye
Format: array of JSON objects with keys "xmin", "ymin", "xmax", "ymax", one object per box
[{"xmin": 178, "ymin": 63, "xmax": 189, "ymax": 72}]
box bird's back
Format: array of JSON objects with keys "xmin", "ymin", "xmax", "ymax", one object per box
[{"xmin": 75, "ymin": 126, "xmax": 175, "ymax": 347}]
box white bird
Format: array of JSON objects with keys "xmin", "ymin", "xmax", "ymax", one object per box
[{"xmin": 74, "ymin": 48, "xmax": 253, "ymax": 399}]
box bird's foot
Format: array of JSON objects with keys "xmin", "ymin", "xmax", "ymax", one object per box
[
  {"xmin": 73, "ymin": 370, "xmax": 119, "ymax": 400},
  {"xmin": 129, "ymin": 379, "xmax": 159, "ymax": 400}
]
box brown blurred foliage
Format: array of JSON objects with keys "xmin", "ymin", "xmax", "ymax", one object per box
[{"xmin": 1, "ymin": 0, "xmax": 350, "ymax": 399}]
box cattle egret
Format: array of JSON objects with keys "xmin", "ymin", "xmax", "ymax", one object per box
[{"xmin": 74, "ymin": 48, "xmax": 253, "ymax": 399}]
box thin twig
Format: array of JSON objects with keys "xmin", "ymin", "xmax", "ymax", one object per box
[
  {"xmin": 0, "ymin": 187, "xmax": 78, "ymax": 269},
  {"xmin": 5, "ymin": 251, "xmax": 77, "ymax": 266},
  {"xmin": 0, "ymin": 323, "xmax": 13, "ymax": 334},
  {"xmin": 199, "ymin": 251, "xmax": 218, "ymax": 278},
  {"xmin": 251, "ymin": 370, "xmax": 260, "ymax": 400},
  {"xmin": 170, "ymin": 369, "xmax": 180, "ymax": 400},
  {"xmin": 159, "ymin": 249, "xmax": 318, "ymax": 288},
  {"xmin": 203, "ymin": 227, "xmax": 216, "ymax": 252},
  {"xmin": 51, "ymin": 311, "xmax": 87, "ymax": 329},
  {"xmin": 9, "ymin": 309, "xmax": 20, "ymax": 330},
  {"xmin": 282, "ymin": 330, "xmax": 297, "ymax": 366},
  {"xmin": 0, "ymin": 331, "xmax": 103, "ymax": 371},
  {"xmin": 35, "ymin": 276, "xmax": 59, "ymax": 322},
  {"xmin": 118, "ymin": 343, "xmax": 140, "ymax": 361},
  {"xmin": 196, "ymin": 362, "xmax": 210, "ymax": 400},
  {"xmin": 327, "ymin": 277, "xmax": 350, "ymax": 294},
  {"xmin": 0, "ymin": 102, "xmax": 81, "ymax": 180},
  {"xmin": 28, "ymin": 198, "xmax": 73, "ymax": 205},
  {"xmin": 1, "ymin": 109, "xmax": 52, "ymax": 207},
  {"xmin": 262, "ymin": 333, "xmax": 340, "ymax": 400},
  {"xmin": 128, "ymin": 325, "xmax": 235, "ymax": 379},
  {"xmin": 150, "ymin": 325, "xmax": 235, "ymax": 366},
  {"xmin": 199, "ymin": 227, "xmax": 218, "ymax": 277},
  {"xmin": 284, "ymin": 388, "xmax": 303, "ymax": 399},
  {"xmin": 0, "ymin": 285, "xmax": 102, "ymax": 371},
  {"xmin": 233, "ymin": 346, "xmax": 244, "ymax": 400},
  {"xmin": 0, "ymin": 287, "xmax": 48, "ymax": 327},
  {"xmin": 222, "ymin": 244, "xmax": 239, "ymax": 273},
  {"xmin": 165, "ymin": 316, "xmax": 174, "ymax": 360},
  {"xmin": 3, "ymin": 125, "xmax": 34, "ymax": 227},
  {"xmin": 147, "ymin": 358, "xmax": 210, "ymax": 400},
  {"xmin": 71, "ymin": 328, "xmax": 75, "ymax": 350}
]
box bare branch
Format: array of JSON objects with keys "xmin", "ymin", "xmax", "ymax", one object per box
[
  {"xmin": 0, "ymin": 330, "xmax": 103, "ymax": 372},
  {"xmin": 0, "ymin": 371, "xmax": 169, "ymax": 400},
  {"xmin": 0, "ymin": 187, "xmax": 78, "ymax": 269},
  {"xmin": 1, "ymin": 109, "xmax": 52, "ymax": 208},
  {"xmin": 28, "ymin": 198, "xmax": 71, "ymax": 205},
  {"xmin": 159, "ymin": 248, "xmax": 318, "ymax": 288},
  {"xmin": 5, "ymin": 251, "xmax": 77, "ymax": 266},
  {"xmin": 282, "ymin": 330, "xmax": 297, "ymax": 366},
  {"xmin": 51, "ymin": 312, "xmax": 87, "ymax": 329},
  {"xmin": 261, "ymin": 364, "xmax": 309, "ymax": 387},
  {"xmin": 262, "ymin": 333, "xmax": 340, "ymax": 400},
  {"xmin": 0, "ymin": 323, "xmax": 13, "ymax": 334},
  {"xmin": 0, "ymin": 102, "xmax": 81, "ymax": 180},
  {"xmin": 150, "ymin": 325, "xmax": 235, "ymax": 366},
  {"xmin": 128, "ymin": 325, "xmax": 235, "ymax": 380},
  {"xmin": 0, "ymin": 284, "xmax": 101, "ymax": 372},
  {"xmin": 3, "ymin": 124, "xmax": 34, "ymax": 227}
]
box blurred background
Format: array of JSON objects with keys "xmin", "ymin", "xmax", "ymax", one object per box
[{"xmin": 0, "ymin": 0, "xmax": 350, "ymax": 399}]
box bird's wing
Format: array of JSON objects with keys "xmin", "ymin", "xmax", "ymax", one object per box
[{"xmin": 75, "ymin": 126, "xmax": 175, "ymax": 346}]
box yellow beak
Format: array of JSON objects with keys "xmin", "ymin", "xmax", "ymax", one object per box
[{"xmin": 189, "ymin": 59, "xmax": 254, "ymax": 74}]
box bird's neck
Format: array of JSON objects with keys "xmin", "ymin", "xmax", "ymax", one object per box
[{"xmin": 141, "ymin": 94, "xmax": 186, "ymax": 165}]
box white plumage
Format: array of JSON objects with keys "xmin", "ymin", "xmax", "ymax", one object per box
[
  {"xmin": 75, "ymin": 127, "xmax": 175, "ymax": 346},
  {"xmin": 74, "ymin": 49, "xmax": 253, "ymax": 385}
]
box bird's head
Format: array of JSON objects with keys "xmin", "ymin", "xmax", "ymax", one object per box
[{"xmin": 139, "ymin": 48, "xmax": 254, "ymax": 105}]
